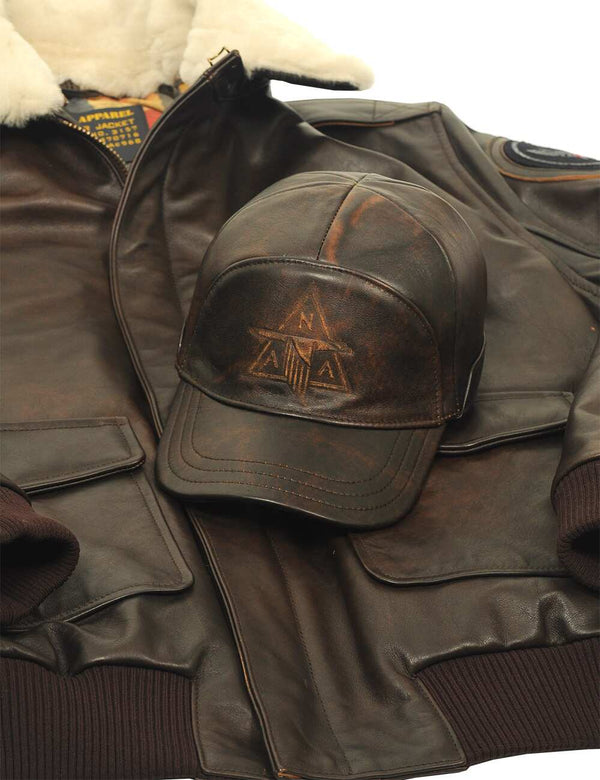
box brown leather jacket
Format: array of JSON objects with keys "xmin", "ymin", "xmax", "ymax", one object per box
[{"xmin": 1, "ymin": 52, "xmax": 599, "ymax": 779}]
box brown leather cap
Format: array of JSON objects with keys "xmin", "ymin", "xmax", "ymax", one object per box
[{"xmin": 157, "ymin": 172, "xmax": 486, "ymax": 528}]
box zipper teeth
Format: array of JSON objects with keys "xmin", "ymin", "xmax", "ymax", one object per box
[
  {"xmin": 54, "ymin": 115, "xmax": 129, "ymax": 181},
  {"xmin": 52, "ymin": 50, "xmax": 234, "ymax": 188},
  {"xmin": 108, "ymin": 56, "xmax": 238, "ymax": 434}
]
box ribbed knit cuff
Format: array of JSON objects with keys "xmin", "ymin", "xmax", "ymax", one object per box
[
  {"xmin": 553, "ymin": 460, "xmax": 600, "ymax": 590},
  {"xmin": 0, "ymin": 486, "xmax": 80, "ymax": 626},
  {"xmin": 418, "ymin": 638, "xmax": 600, "ymax": 765},
  {"xmin": 0, "ymin": 659, "xmax": 201, "ymax": 779}
]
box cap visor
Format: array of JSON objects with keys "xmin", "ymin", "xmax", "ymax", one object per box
[{"xmin": 157, "ymin": 383, "xmax": 444, "ymax": 530}]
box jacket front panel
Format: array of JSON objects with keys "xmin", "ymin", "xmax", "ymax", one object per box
[
  {"xmin": 113, "ymin": 58, "xmax": 596, "ymax": 428},
  {"xmin": 1, "ymin": 51, "xmax": 599, "ymax": 779},
  {"xmin": 106, "ymin": 54, "xmax": 599, "ymax": 777},
  {"xmin": 294, "ymin": 99, "xmax": 600, "ymax": 309},
  {"xmin": 0, "ymin": 118, "xmax": 270, "ymax": 779}
]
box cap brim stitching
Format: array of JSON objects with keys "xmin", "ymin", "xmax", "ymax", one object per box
[{"xmin": 165, "ymin": 387, "xmax": 437, "ymax": 512}]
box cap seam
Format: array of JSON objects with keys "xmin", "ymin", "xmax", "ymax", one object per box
[
  {"xmin": 180, "ymin": 392, "xmax": 421, "ymax": 499},
  {"xmin": 356, "ymin": 181, "xmax": 463, "ymax": 414},
  {"xmin": 209, "ymin": 179, "xmax": 366, "ymax": 242},
  {"xmin": 179, "ymin": 366, "xmax": 451, "ymax": 427},
  {"xmin": 184, "ymin": 386, "xmax": 406, "ymax": 486},
  {"xmin": 241, "ymin": 175, "xmax": 367, "ymax": 208},
  {"xmin": 316, "ymin": 175, "xmax": 368, "ymax": 260}
]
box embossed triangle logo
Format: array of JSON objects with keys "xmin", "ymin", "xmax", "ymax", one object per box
[{"xmin": 248, "ymin": 285, "xmax": 352, "ymax": 397}]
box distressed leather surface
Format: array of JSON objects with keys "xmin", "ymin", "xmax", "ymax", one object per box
[
  {"xmin": 0, "ymin": 119, "xmax": 269, "ymax": 777},
  {"xmin": 0, "ymin": 417, "xmax": 144, "ymax": 491},
  {"xmin": 353, "ymin": 434, "xmax": 566, "ymax": 584},
  {"xmin": 113, "ymin": 58, "xmax": 596, "ymax": 425},
  {"xmin": 183, "ymin": 171, "xmax": 486, "ymax": 425},
  {"xmin": 182, "ymin": 256, "xmax": 450, "ymax": 426},
  {"xmin": 1, "ymin": 51, "xmax": 599, "ymax": 779},
  {"xmin": 159, "ymin": 381, "xmax": 445, "ymax": 529},
  {"xmin": 158, "ymin": 171, "xmax": 486, "ymax": 528},
  {"xmin": 110, "ymin": 54, "xmax": 598, "ymax": 777}
]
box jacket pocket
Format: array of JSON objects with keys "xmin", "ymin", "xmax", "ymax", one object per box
[
  {"xmin": 352, "ymin": 392, "xmax": 570, "ymax": 586},
  {"xmin": 439, "ymin": 390, "xmax": 572, "ymax": 454},
  {"xmin": 0, "ymin": 417, "xmax": 192, "ymax": 627}
]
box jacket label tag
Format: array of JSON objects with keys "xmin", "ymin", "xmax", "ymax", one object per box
[
  {"xmin": 503, "ymin": 140, "xmax": 599, "ymax": 171},
  {"xmin": 67, "ymin": 105, "xmax": 149, "ymax": 162}
]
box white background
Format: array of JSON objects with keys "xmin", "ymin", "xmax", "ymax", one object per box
[
  {"xmin": 271, "ymin": 0, "xmax": 600, "ymax": 158},
  {"xmin": 180, "ymin": 3, "xmax": 598, "ymax": 779}
]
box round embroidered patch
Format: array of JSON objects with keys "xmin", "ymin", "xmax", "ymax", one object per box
[{"xmin": 503, "ymin": 140, "xmax": 600, "ymax": 170}]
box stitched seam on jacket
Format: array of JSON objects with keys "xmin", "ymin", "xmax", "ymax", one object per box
[
  {"xmin": 0, "ymin": 421, "xmax": 127, "ymax": 432},
  {"xmin": 413, "ymin": 677, "xmax": 465, "ymax": 763},
  {"xmin": 160, "ymin": 125, "xmax": 188, "ymax": 320},
  {"xmin": 16, "ymin": 471, "xmax": 184, "ymax": 627},
  {"xmin": 352, "ymin": 537, "xmax": 566, "ymax": 582},
  {"xmin": 266, "ymin": 530, "xmax": 352, "ymax": 774},
  {"xmin": 191, "ymin": 506, "xmax": 300, "ymax": 777},
  {"xmin": 361, "ymin": 564, "xmax": 566, "ymax": 582},
  {"xmin": 1, "ymin": 421, "xmax": 138, "ymax": 486},
  {"xmin": 431, "ymin": 111, "xmax": 599, "ymax": 300},
  {"xmin": 473, "ymin": 391, "xmax": 572, "ymax": 402},
  {"xmin": 189, "ymin": 492, "xmax": 279, "ymax": 776}
]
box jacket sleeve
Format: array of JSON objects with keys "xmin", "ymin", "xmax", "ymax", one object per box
[
  {"xmin": 0, "ymin": 475, "xmax": 79, "ymax": 626},
  {"xmin": 552, "ymin": 335, "xmax": 600, "ymax": 590}
]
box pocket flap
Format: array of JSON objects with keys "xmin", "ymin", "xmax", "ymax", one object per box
[
  {"xmin": 1, "ymin": 417, "xmax": 192, "ymax": 628},
  {"xmin": 440, "ymin": 391, "xmax": 572, "ymax": 454},
  {"xmin": 352, "ymin": 434, "xmax": 566, "ymax": 585},
  {"xmin": 0, "ymin": 417, "xmax": 144, "ymax": 492}
]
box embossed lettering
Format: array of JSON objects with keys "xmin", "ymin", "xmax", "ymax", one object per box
[{"xmin": 248, "ymin": 286, "xmax": 352, "ymax": 397}]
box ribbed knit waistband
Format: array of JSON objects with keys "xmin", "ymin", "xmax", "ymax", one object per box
[
  {"xmin": 418, "ymin": 637, "xmax": 600, "ymax": 765},
  {"xmin": 0, "ymin": 659, "xmax": 200, "ymax": 779},
  {"xmin": 2, "ymin": 639, "xmax": 599, "ymax": 778}
]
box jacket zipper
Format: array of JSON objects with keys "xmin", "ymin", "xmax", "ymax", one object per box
[
  {"xmin": 108, "ymin": 52, "xmax": 241, "ymax": 435},
  {"xmin": 52, "ymin": 47, "xmax": 236, "ymax": 193},
  {"xmin": 52, "ymin": 114, "xmax": 129, "ymax": 183}
]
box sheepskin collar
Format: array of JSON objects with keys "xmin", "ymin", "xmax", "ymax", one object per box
[{"xmin": 0, "ymin": 0, "xmax": 373, "ymax": 127}]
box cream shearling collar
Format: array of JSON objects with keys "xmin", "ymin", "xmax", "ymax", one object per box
[{"xmin": 0, "ymin": 0, "xmax": 373, "ymax": 126}]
